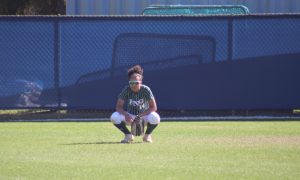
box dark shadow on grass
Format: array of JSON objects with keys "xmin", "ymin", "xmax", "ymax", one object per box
[{"xmin": 60, "ymin": 141, "xmax": 143, "ymax": 145}]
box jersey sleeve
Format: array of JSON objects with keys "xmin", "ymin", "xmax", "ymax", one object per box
[
  {"xmin": 118, "ymin": 86, "xmax": 129, "ymax": 100},
  {"xmin": 144, "ymin": 85, "xmax": 155, "ymax": 100}
]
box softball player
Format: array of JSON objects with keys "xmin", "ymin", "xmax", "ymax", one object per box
[{"xmin": 110, "ymin": 65, "xmax": 160, "ymax": 143}]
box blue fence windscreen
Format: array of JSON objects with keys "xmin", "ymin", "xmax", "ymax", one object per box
[{"xmin": 0, "ymin": 15, "xmax": 300, "ymax": 110}]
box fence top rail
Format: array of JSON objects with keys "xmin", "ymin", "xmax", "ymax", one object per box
[{"xmin": 1, "ymin": 14, "xmax": 300, "ymax": 21}]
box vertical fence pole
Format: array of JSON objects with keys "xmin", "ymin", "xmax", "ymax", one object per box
[
  {"xmin": 227, "ymin": 18, "xmax": 233, "ymax": 62},
  {"xmin": 54, "ymin": 17, "xmax": 61, "ymax": 112}
]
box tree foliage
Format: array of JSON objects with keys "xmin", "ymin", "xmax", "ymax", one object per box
[{"xmin": 0, "ymin": 0, "xmax": 65, "ymax": 15}]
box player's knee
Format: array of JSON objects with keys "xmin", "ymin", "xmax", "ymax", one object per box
[
  {"xmin": 147, "ymin": 112, "xmax": 160, "ymax": 124},
  {"xmin": 110, "ymin": 112, "xmax": 123, "ymax": 124}
]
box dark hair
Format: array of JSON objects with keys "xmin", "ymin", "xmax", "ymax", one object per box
[{"xmin": 128, "ymin": 65, "xmax": 143, "ymax": 79}]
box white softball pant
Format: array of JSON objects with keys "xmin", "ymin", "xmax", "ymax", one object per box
[{"xmin": 110, "ymin": 111, "xmax": 160, "ymax": 125}]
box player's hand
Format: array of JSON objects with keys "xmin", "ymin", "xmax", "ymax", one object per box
[
  {"xmin": 125, "ymin": 114, "xmax": 133, "ymax": 123},
  {"xmin": 133, "ymin": 115, "xmax": 141, "ymax": 123}
]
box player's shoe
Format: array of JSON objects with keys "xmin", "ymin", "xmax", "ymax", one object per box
[
  {"xmin": 143, "ymin": 134, "xmax": 153, "ymax": 143},
  {"xmin": 121, "ymin": 134, "xmax": 134, "ymax": 143}
]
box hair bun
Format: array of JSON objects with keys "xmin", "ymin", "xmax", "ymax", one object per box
[{"xmin": 128, "ymin": 65, "xmax": 143, "ymax": 78}]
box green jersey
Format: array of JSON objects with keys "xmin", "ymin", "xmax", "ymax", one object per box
[{"xmin": 118, "ymin": 84, "xmax": 154, "ymax": 115}]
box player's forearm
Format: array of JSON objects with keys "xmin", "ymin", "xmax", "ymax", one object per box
[
  {"xmin": 139, "ymin": 98, "xmax": 157, "ymax": 117},
  {"xmin": 139, "ymin": 106, "xmax": 157, "ymax": 117},
  {"xmin": 116, "ymin": 106, "xmax": 129, "ymax": 117}
]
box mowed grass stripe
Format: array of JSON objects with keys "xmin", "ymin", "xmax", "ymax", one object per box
[{"xmin": 0, "ymin": 122, "xmax": 299, "ymax": 180}]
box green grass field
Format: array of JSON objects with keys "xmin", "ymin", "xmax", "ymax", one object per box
[{"xmin": 0, "ymin": 121, "xmax": 300, "ymax": 179}]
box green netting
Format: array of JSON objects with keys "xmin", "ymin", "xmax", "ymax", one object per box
[{"xmin": 143, "ymin": 5, "xmax": 249, "ymax": 15}]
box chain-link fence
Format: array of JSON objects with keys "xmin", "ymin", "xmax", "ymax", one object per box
[{"xmin": 1, "ymin": 15, "xmax": 300, "ymax": 121}]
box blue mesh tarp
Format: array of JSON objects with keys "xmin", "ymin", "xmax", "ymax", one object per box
[{"xmin": 1, "ymin": 15, "xmax": 300, "ymax": 110}]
